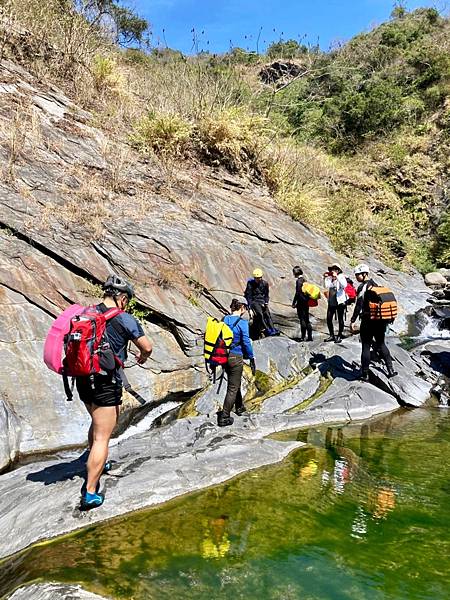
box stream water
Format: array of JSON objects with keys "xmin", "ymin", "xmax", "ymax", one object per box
[{"xmin": 1, "ymin": 408, "xmax": 449, "ymax": 599}]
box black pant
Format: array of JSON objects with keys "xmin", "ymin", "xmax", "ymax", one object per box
[
  {"xmin": 360, "ymin": 320, "xmax": 393, "ymax": 374},
  {"xmin": 327, "ymin": 304, "xmax": 345, "ymax": 338},
  {"xmin": 250, "ymin": 302, "xmax": 274, "ymax": 339},
  {"xmin": 297, "ymin": 304, "xmax": 312, "ymax": 340},
  {"xmin": 222, "ymin": 354, "xmax": 244, "ymax": 417}
]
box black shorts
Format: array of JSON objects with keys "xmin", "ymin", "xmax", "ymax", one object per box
[{"xmin": 76, "ymin": 374, "xmax": 123, "ymax": 407}]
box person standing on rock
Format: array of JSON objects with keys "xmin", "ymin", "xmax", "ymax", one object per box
[
  {"xmin": 244, "ymin": 268, "xmax": 277, "ymax": 339},
  {"xmin": 324, "ymin": 263, "xmax": 347, "ymax": 343},
  {"xmin": 292, "ymin": 266, "xmax": 313, "ymax": 342},
  {"xmin": 218, "ymin": 299, "xmax": 256, "ymax": 427},
  {"xmin": 77, "ymin": 275, "xmax": 153, "ymax": 509},
  {"xmin": 350, "ymin": 264, "xmax": 397, "ymax": 381}
]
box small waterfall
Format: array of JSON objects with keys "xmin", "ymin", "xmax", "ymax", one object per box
[
  {"xmin": 416, "ymin": 311, "xmax": 450, "ymax": 341},
  {"xmin": 111, "ymin": 400, "xmax": 182, "ymax": 445}
]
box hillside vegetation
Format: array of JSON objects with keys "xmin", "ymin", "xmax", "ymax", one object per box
[{"xmin": 1, "ymin": 0, "xmax": 449, "ymax": 270}]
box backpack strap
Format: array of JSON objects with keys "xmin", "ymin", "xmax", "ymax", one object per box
[{"xmin": 101, "ymin": 307, "xmax": 124, "ymax": 321}]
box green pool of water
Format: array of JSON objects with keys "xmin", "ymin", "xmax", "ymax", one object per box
[{"xmin": 1, "ymin": 408, "xmax": 450, "ymax": 600}]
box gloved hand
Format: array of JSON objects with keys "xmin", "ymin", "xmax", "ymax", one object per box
[{"xmin": 249, "ymin": 358, "xmax": 256, "ymax": 376}]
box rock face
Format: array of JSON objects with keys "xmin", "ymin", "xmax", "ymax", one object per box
[{"xmin": 0, "ymin": 56, "xmax": 431, "ymax": 470}]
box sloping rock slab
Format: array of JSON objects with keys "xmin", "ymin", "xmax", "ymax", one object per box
[
  {"xmin": 8, "ymin": 583, "xmax": 108, "ymax": 600},
  {"xmin": 262, "ymin": 370, "xmax": 321, "ymax": 414},
  {"xmin": 369, "ymin": 344, "xmax": 432, "ymax": 407},
  {"xmin": 305, "ymin": 379, "xmax": 399, "ymax": 422},
  {"xmin": 251, "ymin": 336, "xmax": 311, "ymax": 379}
]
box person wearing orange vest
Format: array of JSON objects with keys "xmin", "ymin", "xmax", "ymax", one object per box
[{"xmin": 350, "ymin": 264, "xmax": 397, "ymax": 381}]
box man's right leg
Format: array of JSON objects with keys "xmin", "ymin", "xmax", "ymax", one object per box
[
  {"xmin": 373, "ymin": 323, "xmax": 397, "ymax": 376},
  {"xmin": 305, "ymin": 306, "xmax": 313, "ymax": 340}
]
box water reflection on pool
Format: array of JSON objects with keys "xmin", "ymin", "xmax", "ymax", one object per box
[{"xmin": 1, "ymin": 408, "xmax": 449, "ymax": 600}]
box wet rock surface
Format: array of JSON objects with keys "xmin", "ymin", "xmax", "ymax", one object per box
[{"xmin": 8, "ymin": 583, "xmax": 108, "ymax": 600}]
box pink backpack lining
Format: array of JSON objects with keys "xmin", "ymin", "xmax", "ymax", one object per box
[{"xmin": 43, "ymin": 304, "xmax": 85, "ymax": 374}]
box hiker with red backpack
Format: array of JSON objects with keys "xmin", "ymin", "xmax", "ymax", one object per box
[
  {"xmin": 44, "ymin": 275, "xmax": 152, "ymax": 510},
  {"xmin": 324, "ymin": 263, "xmax": 348, "ymax": 343},
  {"xmin": 217, "ymin": 299, "xmax": 255, "ymax": 427},
  {"xmin": 350, "ymin": 264, "xmax": 398, "ymax": 381}
]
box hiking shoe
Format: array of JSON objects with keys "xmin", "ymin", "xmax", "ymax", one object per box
[
  {"xmin": 360, "ymin": 371, "xmax": 369, "ymax": 382},
  {"xmin": 335, "ymin": 335, "xmax": 343, "ymax": 344},
  {"xmin": 217, "ymin": 413, "xmax": 234, "ymax": 427},
  {"xmin": 307, "ymin": 336, "xmax": 313, "ymax": 342},
  {"xmin": 80, "ymin": 491, "xmax": 105, "ymax": 511},
  {"xmin": 324, "ymin": 336, "xmax": 335, "ymax": 342},
  {"xmin": 103, "ymin": 460, "xmax": 112, "ymax": 474},
  {"xmin": 235, "ymin": 406, "xmax": 247, "ymax": 416},
  {"xmin": 387, "ymin": 368, "xmax": 398, "ymax": 378}
]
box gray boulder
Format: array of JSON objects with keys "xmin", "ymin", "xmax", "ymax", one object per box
[
  {"xmin": 438, "ymin": 268, "xmax": 450, "ymax": 280},
  {"xmin": 425, "ymin": 272, "xmax": 447, "ymax": 287}
]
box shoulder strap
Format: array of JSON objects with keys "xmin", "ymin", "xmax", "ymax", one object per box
[
  {"xmin": 97, "ymin": 304, "xmax": 128, "ymax": 342},
  {"xmin": 102, "ymin": 307, "xmax": 123, "ymax": 320}
]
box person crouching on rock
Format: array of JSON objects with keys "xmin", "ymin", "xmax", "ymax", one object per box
[
  {"xmin": 292, "ymin": 266, "xmax": 313, "ymax": 342},
  {"xmin": 244, "ymin": 268, "xmax": 277, "ymax": 339},
  {"xmin": 218, "ymin": 299, "xmax": 256, "ymax": 427},
  {"xmin": 349, "ymin": 264, "xmax": 397, "ymax": 381},
  {"xmin": 324, "ymin": 263, "xmax": 347, "ymax": 343},
  {"xmin": 77, "ymin": 275, "xmax": 153, "ymax": 510}
]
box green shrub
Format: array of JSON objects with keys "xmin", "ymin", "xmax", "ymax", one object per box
[
  {"xmin": 92, "ymin": 55, "xmax": 125, "ymax": 94},
  {"xmin": 132, "ymin": 112, "xmax": 192, "ymax": 156}
]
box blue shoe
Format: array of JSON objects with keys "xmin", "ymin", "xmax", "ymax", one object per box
[
  {"xmin": 80, "ymin": 491, "xmax": 104, "ymax": 511},
  {"xmin": 103, "ymin": 460, "xmax": 112, "ymax": 474}
]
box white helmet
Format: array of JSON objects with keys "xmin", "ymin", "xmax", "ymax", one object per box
[{"xmin": 354, "ymin": 263, "xmax": 370, "ymax": 276}]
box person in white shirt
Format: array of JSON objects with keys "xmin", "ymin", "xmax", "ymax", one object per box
[{"xmin": 324, "ymin": 263, "xmax": 347, "ymax": 343}]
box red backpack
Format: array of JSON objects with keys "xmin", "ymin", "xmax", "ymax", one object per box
[
  {"xmin": 63, "ymin": 306, "xmax": 124, "ymax": 399},
  {"xmin": 345, "ymin": 279, "xmax": 357, "ymax": 304}
]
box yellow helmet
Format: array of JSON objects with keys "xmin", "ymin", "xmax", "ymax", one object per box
[{"xmin": 253, "ymin": 268, "xmax": 263, "ymax": 278}]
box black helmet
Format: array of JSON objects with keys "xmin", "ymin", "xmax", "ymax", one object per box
[{"xmin": 103, "ymin": 274, "xmax": 134, "ymax": 299}]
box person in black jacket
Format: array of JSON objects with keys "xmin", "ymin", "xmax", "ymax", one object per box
[
  {"xmin": 350, "ymin": 264, "xmax": 397, "ymax": 381},
  {"xmin": 292, "ymin": 266, "xmax": 313, "ymax": 341},
  {"xmin": 244, "ymin": 268, "xmax": 277, "ymax": 339}
]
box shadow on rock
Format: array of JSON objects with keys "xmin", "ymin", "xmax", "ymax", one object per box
[
  {"xmin": 26, "ymin": 450, "xmax": 89, "ymax": 486},
  {"xmin": 315, "ymin": 354, "xmax": 359, "ymax": 382}
]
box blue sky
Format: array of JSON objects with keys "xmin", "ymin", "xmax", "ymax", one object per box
[{"xmin": 129, "ymin": 0, "xmax": 442, "ymax": 54}]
